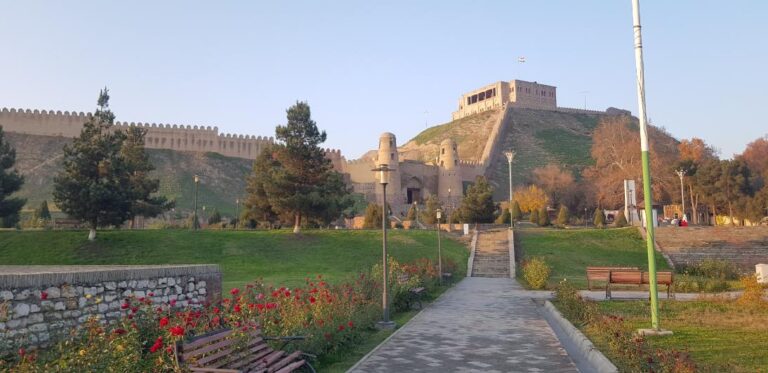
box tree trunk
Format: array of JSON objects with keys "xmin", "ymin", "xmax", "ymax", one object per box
[
  {"xmin": 293, "ymin": 213, "xmax": 301, "ymax": 234},
  {"xmin": 711, "ymin": 204, "xmax": 717, "ymax": 226},
  {"xmin": 688, "ymin": 184, "xmax": 698, "ymax": 225},
  {"xmin": 728, "ymin": 201, "xmax": 735, "ymax": 226}
]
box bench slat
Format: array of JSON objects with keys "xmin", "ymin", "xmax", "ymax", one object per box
[
  {"xmin": 268, "ymin": 351, "xmax": 302, "ymax": 373},
  {"xmin": 184, "ymin": 337, "xmax": 238, "ymax": 361},
  {"xmin": 275, "ymin": 360, "xmax": 306, "ymax": 373},
  {"xmin": 185, "ymin": 329, "xmax": 235, "ymax": 351}
]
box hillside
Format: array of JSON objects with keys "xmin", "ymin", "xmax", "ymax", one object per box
[
  {"xmin": 7, "ymin": 132, "xmax": 252, "ymax": 217},
  {"xmin": 401, "ymin": 107, "xmax": 604, "ymax": 200}
]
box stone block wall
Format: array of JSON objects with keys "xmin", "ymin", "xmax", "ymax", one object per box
[{"xmin": 0, "ymin": 265, "xmax": 221, "ymax": 352}]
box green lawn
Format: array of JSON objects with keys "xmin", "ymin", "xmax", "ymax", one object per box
[
  {"xmin": 0, "ymin": 229, "xmax": 468, "ymax": 291},
  {"xmin": 516, "ymin": 227, "xmax": 670, "ymax": 289},
  {"xmin": 592, "ymin": 300, "xmax": 768, "ymax": 372}
]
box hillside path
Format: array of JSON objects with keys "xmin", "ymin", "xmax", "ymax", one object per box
[
  {"xmin": 348, "ymin": 277, "xmax": 577, "ymax": 373},
  {"xmin": 471, "ymin": 229, "xmax": 510, "ymax": 278}
]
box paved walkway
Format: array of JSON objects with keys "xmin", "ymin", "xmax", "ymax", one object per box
[{"xmin": 349, "ymin": 277, "xmax": 577, "ymax": 373}]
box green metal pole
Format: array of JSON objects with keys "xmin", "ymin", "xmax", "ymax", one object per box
[{"xmin": 632, "ymin": 0, "xmax": 660, "ymax": 330}]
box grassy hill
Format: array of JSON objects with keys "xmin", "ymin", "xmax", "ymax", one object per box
[
  {"xmin": 7, "ymin": 132, "xmax": 252, "ymax": 216},
  {"xmin": 0, "ymin": 229, "xmax": 469, "ymax": 292}
]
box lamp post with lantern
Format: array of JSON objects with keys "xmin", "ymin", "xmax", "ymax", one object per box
[
  {"xmin": 193, "ymin": 175, "xmax": 200, "ymax": 231},
  {"xmin": 436, "ymin": 208, "xmax": 443, "ymax": 285},
  {"xmin": 504, "ymin": 150, "xmax": 516, "ymax": 228},
  {"xmin": 235, "ymin": 198, "xmax": 240, "ymax": 230},
  {"xmin": 372, "ymin": 164, "xmax": 396, "ymax": 329}
]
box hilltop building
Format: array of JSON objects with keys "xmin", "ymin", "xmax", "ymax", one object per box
[{"xmin": 452, "ymin": 80, "xmax": 558, "ymax": 120}]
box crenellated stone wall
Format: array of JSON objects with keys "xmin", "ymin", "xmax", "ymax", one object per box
[
  {"xmin": 0, "ymin": 265, "xmax": 221, "ymax": 352},
  {"xmin": 0, "ymin": 108, "xmax": 285, "ymax": 160}
]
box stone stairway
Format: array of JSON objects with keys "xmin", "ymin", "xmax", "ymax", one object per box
[
  {"xmin": 655, "ymin": 226, "xmax": 768, "ymax": 270},
  {"xmin": 471, "ymin": 229, "xmax": 510, "ymax": 278}
]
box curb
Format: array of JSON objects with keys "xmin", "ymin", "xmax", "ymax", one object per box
[
  {"xmin": 508, "ymin": 228, "xmax": 516, "ymax": 278},
  {"xmin": 542, "ymin": 300, "xmax": 618, "ymax": 373},
  {"xmin": 467, "ymin": 229, "xmax": 478, "ymax": 277}
]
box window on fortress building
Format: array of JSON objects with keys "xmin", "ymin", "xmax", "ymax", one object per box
[
  {"xmin": 455, "ymin": 160, "xmax": 458, "ymax": 166},
  {"xmin": 390, "ymin": 153, "xmax": 394, "ymax": 160},
  {"xmin": 441, "ymin": 148, "xmax": 445, "ymax": 155}
]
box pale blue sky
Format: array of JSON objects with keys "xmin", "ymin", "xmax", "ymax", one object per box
[{"xmin": 1, "ymin": 1, "xmax": 765, "ymax": 158}]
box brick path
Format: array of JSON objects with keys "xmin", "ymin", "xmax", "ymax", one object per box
[{"xmin": 348, "ymin": 277, "xmax": 577, "ymax": 373}]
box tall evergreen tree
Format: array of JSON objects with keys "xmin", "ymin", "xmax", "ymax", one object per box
[
  {"xmin": 53, "ymin": 88, "xmax": 132, "ymax": 240},
  {"xmin": 456, "ymin": 176, "xmax": 495, "ymax": 223},
  {"xmin": 593, "ymin": 208, "xmax": 606, "ymax": 228},
  {"xmin": 556, "ymin": 205, "xmax": 569, "ymax": 226},
  {"xmin": 420, "ymin": 194, "xmax": 442, "ymax": 225},
  {"xmin": 537, "ymin": 207, "xmax": 550, "ymax": 226},
  {"xmin": 122, "ymin": 126, "xmax": 173, "ymax": 227},
  {"xmin": 0, "ymin": 126, "xmax": 25, "ymax": 227},
  {"xmin": 38, "ymin": 200, "xmax": 51, "ymax": 221},
  {"xmin": 243, "ymin": 102, "xmax": 347, "ymax": 233}
]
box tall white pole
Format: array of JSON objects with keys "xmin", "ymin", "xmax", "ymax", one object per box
[{"xmin": 631, "ymin": 0, "xmax": 660, "ymax": 330}]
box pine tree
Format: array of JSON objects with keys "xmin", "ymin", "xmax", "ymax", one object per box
[
  {"xmin": 0, "ymin": 126, "xmax": 25, "ymax": 228},
  {"xmin": 529, "ymin": 209, "xmax": 539, "ymax": 224},
  {"xmin": 537, "ymin": 207, "xmax": 550, "ymax": 226},
  {"xmin": 244, "ymin": 102, "xmax": 346, "ymax": 233},
  {"xmin": 511, "ymin": 201, "xmax": 523, "ymax": 222},
  {"xmin": 615, "ymin": 211, "xmax": 629, "ymax": 227},
  {"xmin": 556, "ymin": 205, "xmax": 569, "ymax": 226},
  {"xmin": 208, "ymin": 208, "xmax": 222, "ymax": 225},
  {"xmin": 455, "ymin": 176, "xmax": 495, "ymax": 223},
  {"xmin": 420, "ymin": 195, "xmax": 442, "ymax": 225},
  {"xmin": 593, "ymin": 208, "xmax": 606, "ymax": 228},
  {"xmin": 38, "ymin": 200, "xmax": 51, "ymax": 221},
  {"xmin": 122, "ymin": 126, "xmax": 173, "ymax": 227},
  {"xmin": 53, "ymin": 88, "xmax": 132, "ymax": 240}
]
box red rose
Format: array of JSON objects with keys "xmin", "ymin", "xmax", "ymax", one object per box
[
  {"xmin": 148, "ymin": 292, "xmax": 154, "ymax": 297},
  {"xmin": 338, "ymin": 325, "xmax": 345, "ymax": 331},
  {"xmin": 170, "ymin": 299, "xmax": 177, "ymax": 307},
  {"xmin": 230, "ymin": 288, "xmax": 240, "ymax": 296},
  {"xmin": 131, "ymin": 307, "xmax": 138, "ymax": 313},
  {"xmin": 213, "ymin": 307, "xmax": 220, "ymax": 314},
  {"xmin": 121, "ymin": 303, "xmax": 129, "ymax": 310},
  {"xmin": 348, "ymin": 321, "xmax": 354, "ymax": 328},
  {"xmin": 284, "ymin": 290, "xmax": 291, "ymax": 297},
  {"xmin": 40, "ymin": 291, "xmax": 48, "ymax": 300},
  {"xmin": 256, "ymin": 304, "xmax": 265, "ymax": 311},
  {"xmin": 113, "ymin": 328, "xmax": 127, "ymax": 335},
  {"xmin": 169, "ymin": 326, "xmax": 185, "ymax": 337},
  {"xmin": 18, "ymin": 348, "xmax": 25, "ymax": 357},
  {"xmin": 234, "ymin": 304, "xmax": 241, "ymax": 313},
  {"xmin": 159, "ymin": 317, "xmax": 169, "ymax": 327},
  {"xmin": 309, "ymin": 296, "xmax": 316, "ymax": 304},
  {"xmin": 149, "ymin": 337, "xmax": 163, "ymax": 353}
]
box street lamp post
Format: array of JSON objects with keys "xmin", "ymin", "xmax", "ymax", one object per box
[
  {"xmin": 193, "ymin": 175, "xmax": 200, "ymax": 231},
  {"xmin": 504, "ymin": 150, "xmax": 516, "ymax": 228},
  {"xmin": 436, "ymin": 208, "xmax": 443, "ymax": 286},
  {"xmin": 447, "ymin": 188, "xmax": 452, "ymax": 231},
  {"xmin": 235, "ymin": 198, "xmax": 240, "ymax": 230},
  {"xmin": 372, "ymin": 164, "xmax": 396, "ymax": 330},
  {"xmin": 674, "ymin": 169, "xmax": 686, "ymax": 221},
  {"xmin": 631, "ymin": 0, "xmax": 664, "ymax": 332}
]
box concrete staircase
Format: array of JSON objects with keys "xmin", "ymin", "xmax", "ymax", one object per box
[
  {"xmin": 655, "ymin": 226, "xmax": 768, "ymax": 269},
  {"xmin": 471, "ymin": 229, "xmax": 510, "ymax": 278}
]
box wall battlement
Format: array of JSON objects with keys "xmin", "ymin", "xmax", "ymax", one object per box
[{"xmin": 0, "ymin": 107, "xmax": 274, "ymax": 160}]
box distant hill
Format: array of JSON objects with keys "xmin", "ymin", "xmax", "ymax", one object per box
[{"xmin": 7, "ymin": 132, "xmax": 251, "ymax": 217}]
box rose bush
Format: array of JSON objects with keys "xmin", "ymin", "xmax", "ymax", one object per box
[{"xmin": 2, "ymin": 257, "xmax": 444, "ymax": 372}]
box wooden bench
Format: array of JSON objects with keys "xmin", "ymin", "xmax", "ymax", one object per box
[
  {"xmin": 177, "ymin": 328, "xmax": 315, "ymax": 373},
  {"xmin": 397, "ymin": 274, "xmax": 426, "ymax": 309},
  {"xmin": 607, "ymin": 270, "xmax": 674, "ymax": 300},
  {"xmin": 586, "ymin": 266, "xmax": 640, "ymax": 290}
]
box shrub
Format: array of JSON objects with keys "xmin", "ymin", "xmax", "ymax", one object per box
[
  {"xmin": 405, "ymin": 205, "xmax": 417, "ymax": 221},
  {"xmin": 511, "ymin": 201, "xmax": 522, "ymax": 222},
  {"xmin": 537, "ymin": 207, "xmax": 550, "ymax": 226},
  {"xmin": 615, "ymin": 212, "xmax": 628, "ymax": 227},
  {"xmin": 207, "ymin": 209, "xmax": 222, "ymax": 225},
  {"xmin": 593, "ymin": 208, "xmax": 605, "ymax": 228},
  {"xmin": 522, "ymin": 257, "xmax": 551, "ymax": 289},
  {"xmin": 694, "ymin": 259, "xmax": 740, "ymax": 280},
  {"xmin": 495, "ymin": 208, "xmax": 510, "ymax": 224},
  {"xmin": 363, "ymin": 204, "xmax": 383, "ymax": 229},
  {"xmin": 737, "ymin": 274, "xmax": 766, "ymax": 307},
  {"xmin": 529, "ymin": 209, "xmax": 539, "ymax": 224},
  {"xmin": 554, "ymin": 279, "xmax": 597, "ymax": 323},
  {"xmin": 556, "ymin": 205, "xmax": 569, "ymax": 227}
]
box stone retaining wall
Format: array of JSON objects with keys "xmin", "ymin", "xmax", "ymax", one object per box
[{"xmin": 0, "ymin": 265, "xmax": 221, "ymax": 352}]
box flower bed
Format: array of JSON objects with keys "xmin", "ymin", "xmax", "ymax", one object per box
[{"xmin": 2, "ymin": 257, "xmax": 448, "ymax": 372}]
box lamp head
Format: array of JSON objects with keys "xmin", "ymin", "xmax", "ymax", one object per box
[
  {"xmin": 504, "ymin": 150, "xmax": 516, "ymax": 163},
  {"xmin": 436, "ymin": 208, "xmax": 442, "ymax": 219}
]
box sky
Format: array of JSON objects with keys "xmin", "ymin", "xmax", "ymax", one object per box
[{"xmin": 1, "ymin": 1, "xmax": 765, "ymax": 159}]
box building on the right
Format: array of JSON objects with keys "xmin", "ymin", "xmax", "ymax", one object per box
[{"xmin": 452, "ymin": 80, "xmax": 557, "ymax": 120}]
